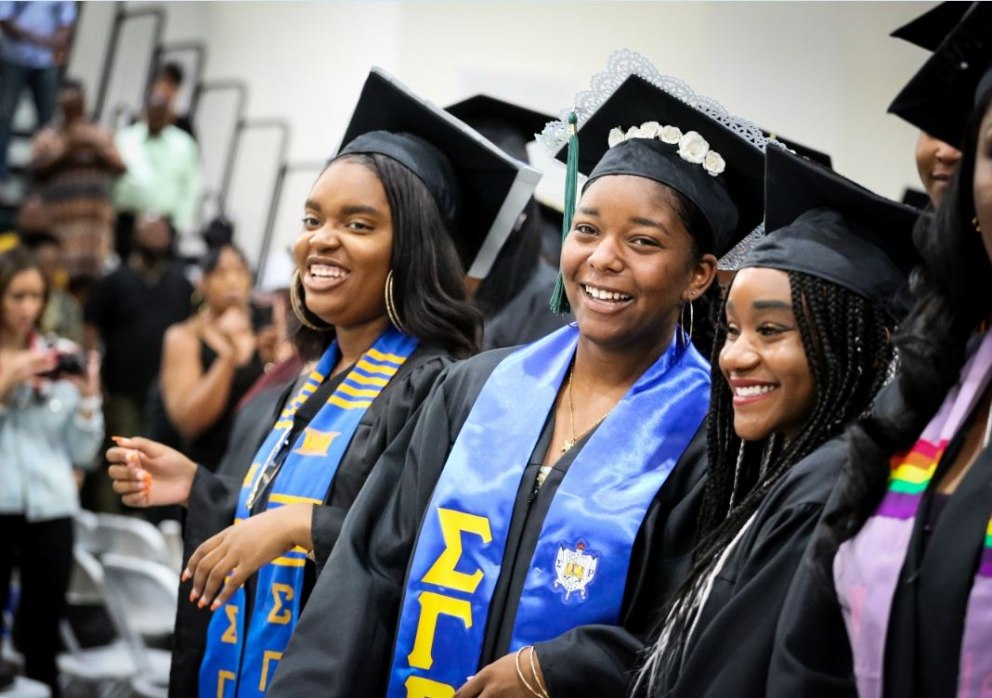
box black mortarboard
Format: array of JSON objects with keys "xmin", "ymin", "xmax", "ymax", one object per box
[
  {"xmin": 446, "ymin": 95, "xmax": 553, "ymax": 163},
  {"xmin": 336, "ymin": 68, "xmax": 541, "ymax": 278},
  {"xmin": 557, "ymin": 73, "xmax": 766, "ymax": 257},
  {"xmin": 762, "ymin": 131, "xmax": 832, "ymax": 169},
  {"xmin": 742, "ymin": 146, "xmax": 921, "ymax": 319},
  {"xmin": 888, "ymin": 2, "xmax": 992, "ymax": 147},
  {"xmin": 891, "ymin": 2, "xmax": 972, "ymax": 52}
]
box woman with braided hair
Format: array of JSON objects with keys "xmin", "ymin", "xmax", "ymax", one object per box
[{"xmin": 632, "ymin": 145, "xmax": 920, "ymax": 698}]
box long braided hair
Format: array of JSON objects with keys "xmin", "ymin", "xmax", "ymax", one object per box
[{"xmin": 636, "ymin": 268, "xmax": 896, "ymax": 696}]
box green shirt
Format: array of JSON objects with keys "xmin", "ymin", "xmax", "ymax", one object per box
[{"xmin": 113, "ymin": 122, "xmax": 202, "ymax": 233}]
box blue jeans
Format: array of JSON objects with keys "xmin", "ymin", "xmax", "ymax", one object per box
[{"xmin": 0, "ymin": 60, "xmax": 59, "ymax": 178}]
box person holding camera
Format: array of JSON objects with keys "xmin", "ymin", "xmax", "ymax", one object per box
[{"xmin": 0, "ymin": 245, "xmax": 103, "ymax": 696}]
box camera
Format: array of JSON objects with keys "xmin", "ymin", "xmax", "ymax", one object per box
[{"xmin": 38, "ymin": 337, "xmax": 87, "ymax": 379}]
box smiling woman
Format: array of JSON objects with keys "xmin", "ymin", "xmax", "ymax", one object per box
[
  {"xmin": 266, "ymin": 56, "xmax": 770, "ymax": 698},
  {"xmin": 634, "ymin": 145, "xmax": 922, "ymax": 698},
  {"xmin": 104, "ymin": 67, "xmax": 539, "ymax": 698}
]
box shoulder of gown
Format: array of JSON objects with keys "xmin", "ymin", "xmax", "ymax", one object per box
[{"xmin": 309, "ymin": 345, "xmax": 458, "ymax": 569}]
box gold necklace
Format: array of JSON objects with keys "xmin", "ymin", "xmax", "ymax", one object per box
[{"xmin": 561, "ymin": 363, "xmax": 614, "ymax": 454}]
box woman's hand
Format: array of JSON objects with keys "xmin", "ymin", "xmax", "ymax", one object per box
[
  {"xmin": 0, "ymin": 349, "xmax": 56, "ymax": 398},
  {"xmin": 455, "ymin": 648, "xmax": 548, "ymax": 698},
  {"xmin": 65, "ymin": 350, "xmax": 101, "ymax": 398},
  {"xmin": 106, "ymin": 436, "xmax": 198, "ymax": 507},
  {"xmin": 183, "ymin": 503, "xmax": 314, "ymax": 610},
  {"xmin": 216, "ymin": 305, "xmax": 252, "ymax": 341}
]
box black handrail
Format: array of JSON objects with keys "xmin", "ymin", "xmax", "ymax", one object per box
[
  {"xmin": 256, "ymin": 160, "xmax": 324, "ymax": 286},
  {"xmin": 190, "ymin": 79, "xmax": 249, "ymax": 209},
  {"xmin": 93, "ymin": 5, "xmax": 165, "ymax": 121},
  {"xmin": 146, "ymin": 40, "xmax": 207, "ymax": 111}
]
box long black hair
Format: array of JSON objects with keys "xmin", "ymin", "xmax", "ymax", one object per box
[
  {"xmin": 826, "ymin": 90, "xmax": 992, "ymax": 549},
  {"xmin": 293, "ymin": 152, "xmax": 482, "ymax": 360},
  {"xmin": 637, "ymin": 269, "xmax": 896, "ymax": 696}
]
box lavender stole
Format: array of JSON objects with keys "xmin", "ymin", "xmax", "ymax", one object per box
[{"xmin": 833, "ymin": 330, "xmax": 992, "ymax": 698}]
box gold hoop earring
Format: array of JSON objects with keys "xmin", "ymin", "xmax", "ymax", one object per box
[
  {"xmin": 973, "ymin": 216, "xmax": 983, "ymax": 233},
  {"xmin": 680, "ymin": 298, "xmax": 694, "ymax": 346},
  {"xmin": 290, "ymin": 269, "xmax": 326, "ymax": 332},
  {"xmin": 385, "ymin": 270, "xmax": 406, "ymax": 333}
]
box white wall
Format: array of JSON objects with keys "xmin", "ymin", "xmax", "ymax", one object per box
[{"xmin": 68, "ymin": 1, "xmax": 937, "ymax": 286}]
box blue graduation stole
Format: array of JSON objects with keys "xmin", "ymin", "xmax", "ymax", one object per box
[
  {"xmin": 387, "ymin": 324, "xmax": 710, "ymax": 697},
  {"xmin": 199, "ymin": 326, "xmax": 418, "ymax": 698}
]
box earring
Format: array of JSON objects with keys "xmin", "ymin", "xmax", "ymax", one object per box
[
  {"xmin": 973, "ymin": 216, "xmax": 983, "ymax": 233},
  {"xmin": 190, "ymin": 288, "xmax": 203, "ymax": 308},
  {"xmin": 290, "ymin": 269, "xmax": 327, "ymax": 332},
  {"xmin": 385, "ymin": 270, "xmax": 406, "ymax": 333},
  {"xmin": 680, "ymin": 298, "xmax": 695, "ymax": 346}
]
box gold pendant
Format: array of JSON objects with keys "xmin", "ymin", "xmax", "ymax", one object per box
[{"xmin": 560, "ymin": 439, "xmax": 575, "ymax": 454}]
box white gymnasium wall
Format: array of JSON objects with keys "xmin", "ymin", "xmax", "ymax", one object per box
[{"xmin": 68, "ymin": 1, "xmax": 936, "ymax": 287}]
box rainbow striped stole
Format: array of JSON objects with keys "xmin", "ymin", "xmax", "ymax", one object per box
[
  {"xmin": 834, "ymin": 330, "xmax": 992, "ymax": 698},
  {"xmin": 878, "ymin": 439, "xmax": 946, "ymax": 520}
]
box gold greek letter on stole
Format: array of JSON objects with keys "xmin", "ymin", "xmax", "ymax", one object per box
[
  {"xmin": 421, "ymin": 508, "xmax": 492, "ymax": 593},
  {"xmin": 221, "ymin": 606, "xmax": 238, "ymax": 643},
  {"xmin": 407, "ymin": 592, "xmax": 472, "ymax": 670},
  {"xmin": 216, "ymin": 670, "xmax": 235, "ymax": 698},
  {"xmin": 405, "ymin": 675, "xmax": 456, "ymax": 697},
  {"xmin": 259, "ymin": 650, "xmax": 283, "ymax": 691},
  {"xmin": 267, "ymin": 583, "xmax": 295, "ymax": 624}
]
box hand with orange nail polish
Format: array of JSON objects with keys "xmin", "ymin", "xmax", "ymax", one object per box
[{"xmin": 106, "ymin": 436, "xmax": 197, "ymax": 508}]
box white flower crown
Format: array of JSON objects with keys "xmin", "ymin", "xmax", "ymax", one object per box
[{"xmin": 607, "ymin": 121, "xmax": 726, "ymax": 177}]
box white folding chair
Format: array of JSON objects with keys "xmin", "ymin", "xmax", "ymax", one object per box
[
  {"xmin": 5, "ymin": 676, "xmax": 51, "ymax": 697},
  {"xmin": 99, "ymin": 554, "xmax": 178, "ymax": 646},
  {"xmin": 58, "ymin": 548, "xmax": 138, "ymax": 698},
  {"xmin": 156, "ymin": 519, "xmax": 184, "ymax": 573},
  {"xmin": 92, "ymin": 515, "xmax": 170, "ymax": 565},
  {"xmin": 57, "ymin": 549, "xmax": 171, "ymax": 698}
]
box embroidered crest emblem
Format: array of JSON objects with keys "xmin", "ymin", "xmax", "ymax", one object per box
[{"xmin": 553, "ymin": 540, "xmax": 599, "ymax": 602}]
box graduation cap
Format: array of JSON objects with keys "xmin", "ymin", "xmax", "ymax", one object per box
[
  {"xmin": 891, "ymin": 2, "xmax": 972, "ymax": 52},
  {"xmin": 888, "ymin": 2, "xmax": 992, "ymax": 146},
  {"xmin": 557, "ymin": 73, "xmax": 767, "ymax": 258},
  {"xmin": 446, "ymin": 95, "xmax": 553, "ymax": 163},
  {"xmin": 742, "ymin": 146, "xmax": 921, "ymax": 319},
  {"xmin": 336, "ymin": 68, "xmax": 542, "ymax": 279},
  {"xmin": 762, "ymin": 131, "xmax": 832, "ymax": 169}
]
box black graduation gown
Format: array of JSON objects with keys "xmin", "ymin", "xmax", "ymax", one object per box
[
  {"xmin": 648, "ymin": 436, "xmax": 848, "ymax": 698},
  {"xmin": 267, "ymin": 346, "xmax": 709, "ymax": 698},
  {"xmin": 769, "ymin": 379, "xmax": 992, "ymax": 698},
  {"xmin": 167, "ymin": 346, "xmax": 452, "ymax": 698},
  {"xmin": 482, "ymin": 262, "xmax": 572, "ymax": 350}
]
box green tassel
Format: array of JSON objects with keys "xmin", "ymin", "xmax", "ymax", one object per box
[{"xmin": 550, "ymin": 111, "xmax": 579, "ymax": 315}]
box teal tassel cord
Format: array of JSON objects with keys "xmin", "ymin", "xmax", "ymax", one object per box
[{"xmin": 550, "ymin": 111, "xmax": 579, "ymax": 315}]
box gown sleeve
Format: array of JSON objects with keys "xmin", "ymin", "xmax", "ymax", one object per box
[
  {"xmin": 766, "ymin": 521, "xmax": 856, "ymax": 698},
  {"xmin": 268, "ymin": 351, "xmax": 511, "ymax": 697},
  {"xmin": 534, "ymin": 424, "xmax": 709, "ymax": 697},
  {"xmin": 170, "ymin": 466, "xmax": 243, "ymax": 694},
  {"xmin": 309, "ymin": 353, "xmax": 452, "ymax": 572}
]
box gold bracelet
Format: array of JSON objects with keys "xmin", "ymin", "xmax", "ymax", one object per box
[
  {"xmin": 514, "ymin": 646, "xmax": 546, "ymax": 698},
  {"xmin": 528, "ymin": 646, "xmax": 550, "ymax": 698}
]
